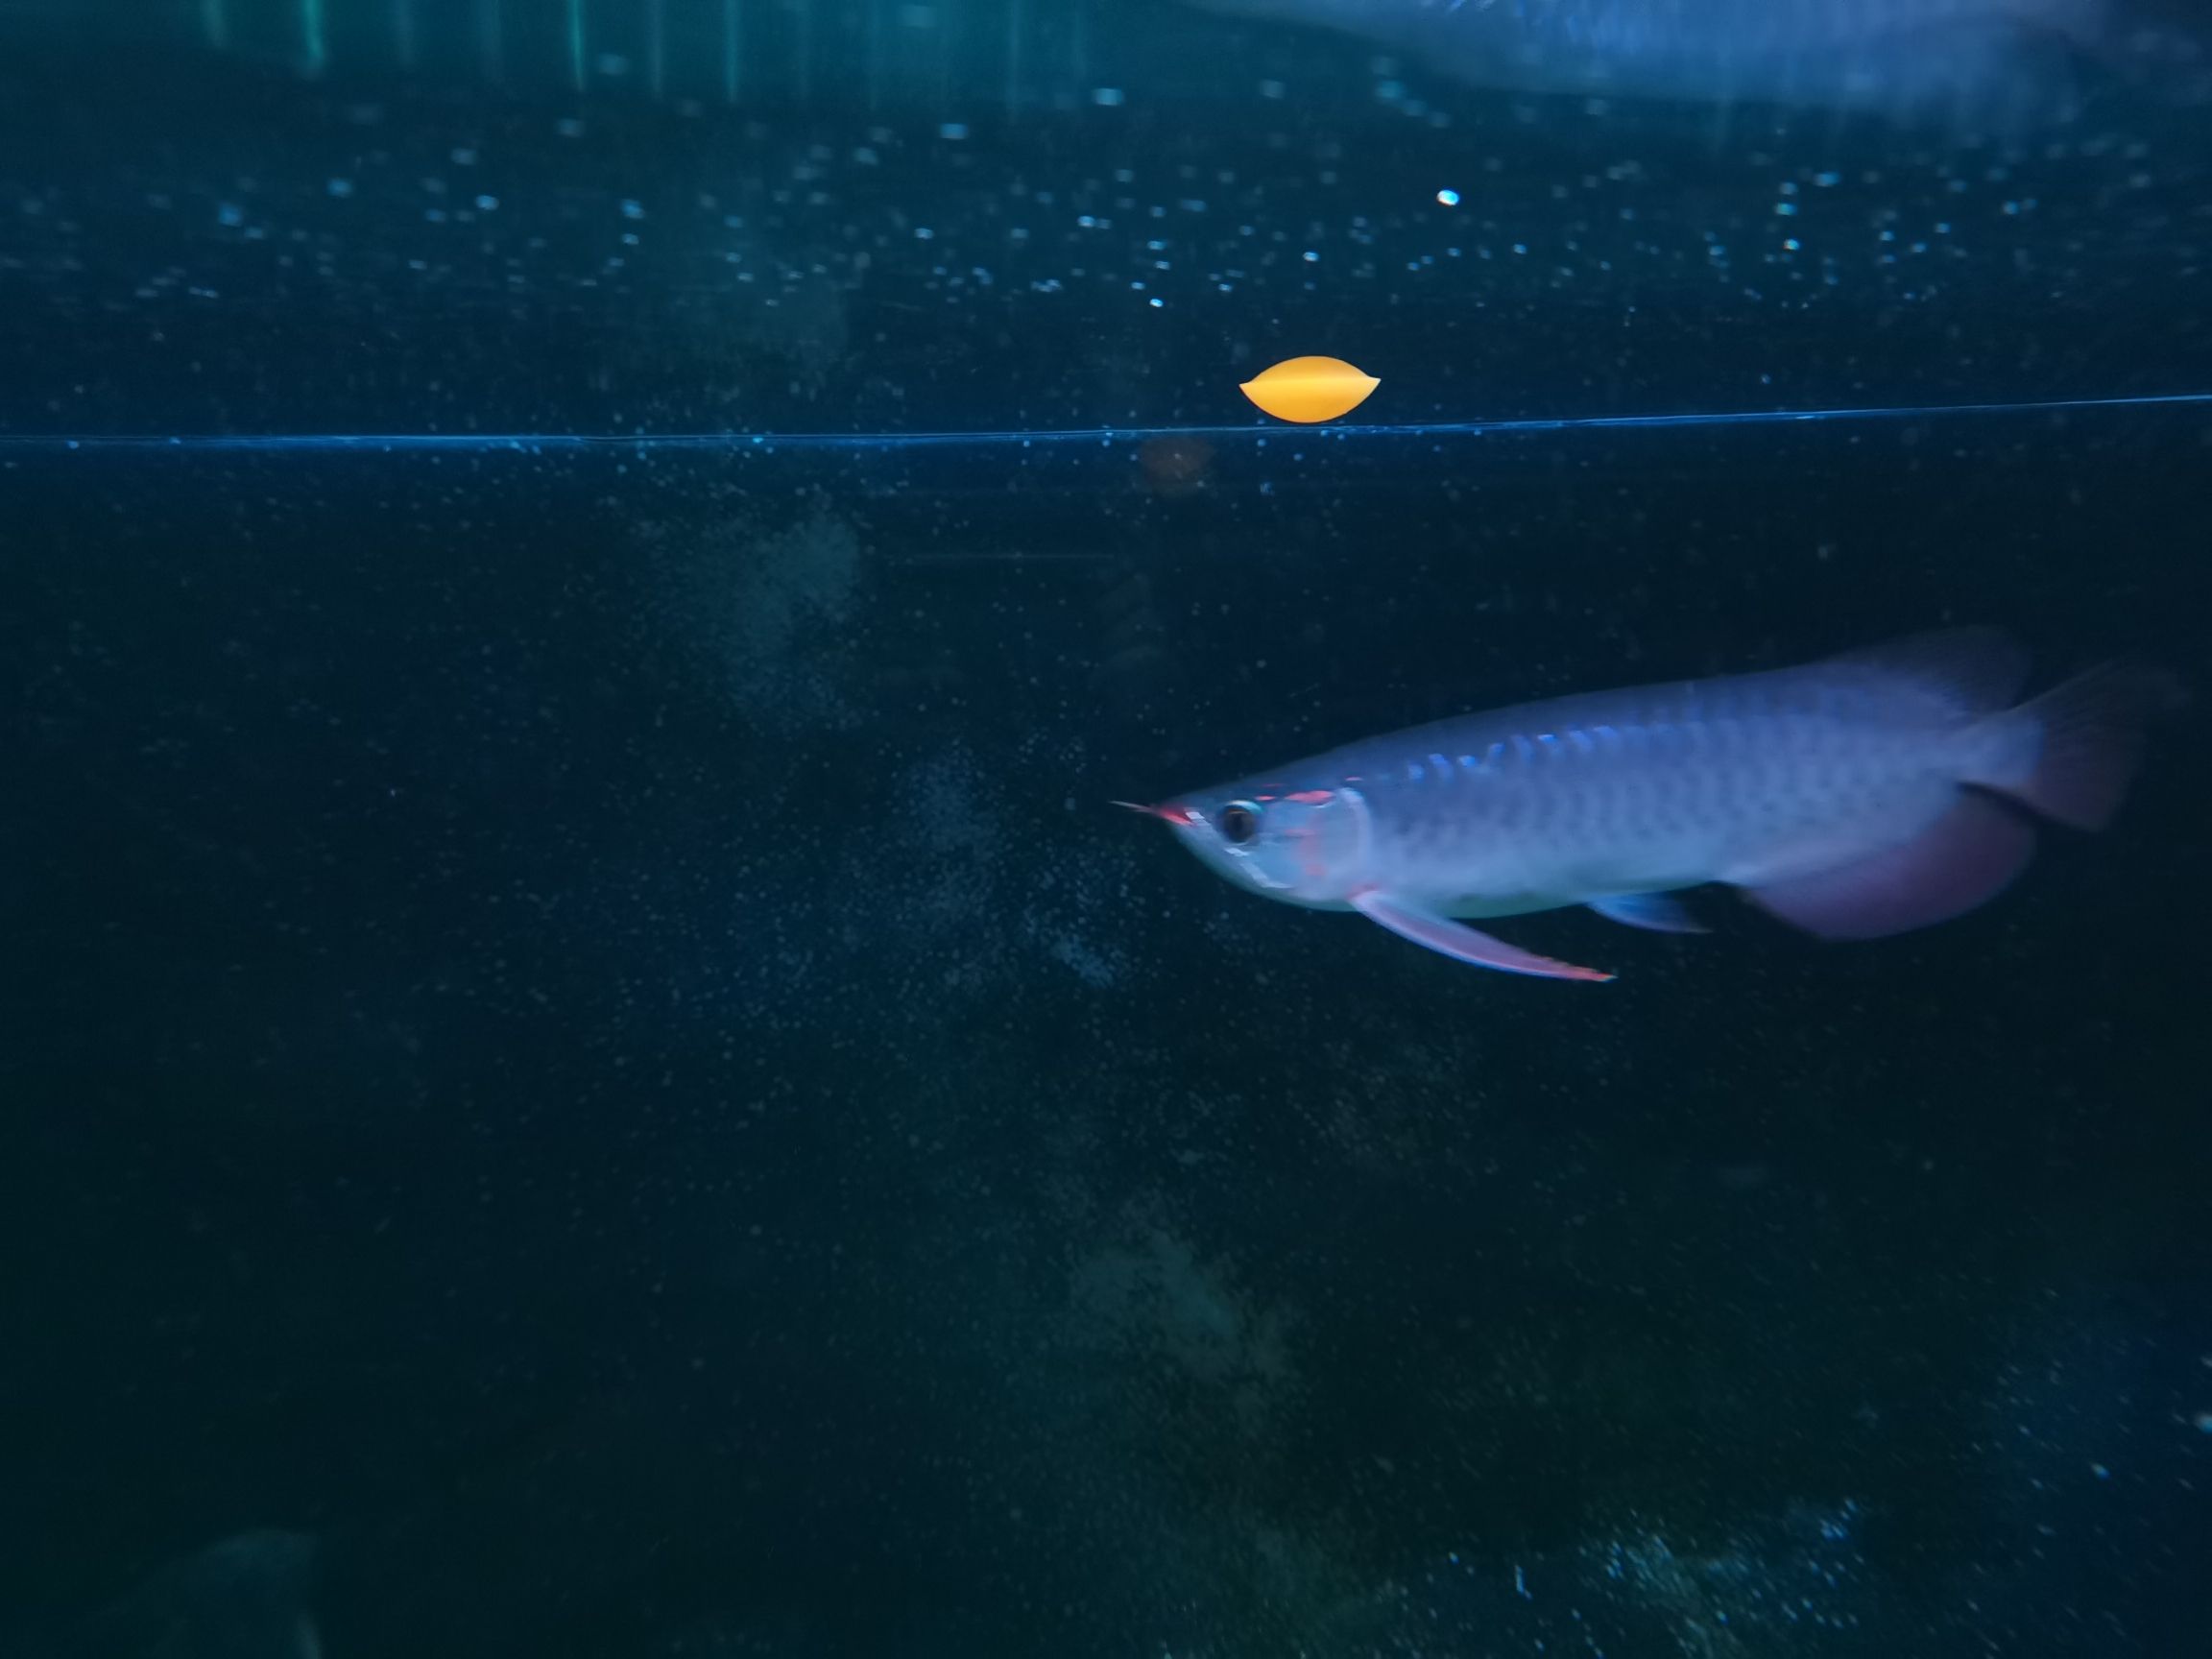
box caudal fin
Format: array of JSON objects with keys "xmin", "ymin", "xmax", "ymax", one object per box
[{"xmin": 1994, "ymin": 661, "xmax": 2186, "ymax": 831}]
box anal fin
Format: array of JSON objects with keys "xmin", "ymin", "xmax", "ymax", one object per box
[
  {"xmin": 1351, "ymin": 889, "xmax": 1615, "ymax": 982},
  {"xmin": 1742, "ymin": 793, "xmax": 2034, "ymax": 941}
]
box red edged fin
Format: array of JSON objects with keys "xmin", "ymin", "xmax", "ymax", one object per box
[
  {"xmin": 1350, "ymin": 890, "xmax": 1615, "ymax": 982},
  {"xmin": 1743, "ymin": 793, "xmax": 2035, "ymax": 941},
  {"xmin": 1995, "ymin": 661, "xmax": 2186, "ymax": 832}
]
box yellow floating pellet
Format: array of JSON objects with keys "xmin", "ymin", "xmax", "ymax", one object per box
[{"xmin": 1238, "ymin": 355, "xmax": 1381, "ymax": 424}]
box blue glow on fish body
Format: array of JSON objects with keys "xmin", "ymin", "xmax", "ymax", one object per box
[
  {"xmin": 1184, "ymin": 0, "xmax": 2185, "ymax": 129},
  {"xmin": 1122, "ymin": 630, "xmax": 2177, "ymax": 982}
]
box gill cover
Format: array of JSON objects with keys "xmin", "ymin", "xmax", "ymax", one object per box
[{"xmin": 1180, "ymin": 785, "xmax": 1372, "ymax": 903}]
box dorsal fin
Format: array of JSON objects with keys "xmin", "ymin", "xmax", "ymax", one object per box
[{"xmin": 1823, "ymin": 627, "xmax": 2031, "ymax": 714}]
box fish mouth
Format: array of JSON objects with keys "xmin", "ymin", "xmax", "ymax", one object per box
[{"xmin": 1110, "ymin": 799, "xmax": 1194, "ymax": 827}]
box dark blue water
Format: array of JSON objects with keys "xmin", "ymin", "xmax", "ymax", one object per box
[{"xmin": 4, "ymin": 6, "xmax": 2210, "ymax": 1657}]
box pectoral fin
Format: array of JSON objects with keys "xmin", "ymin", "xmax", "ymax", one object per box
[
  {"xmin": 1350, "ymin": 889, "xmax": 1615, "ymax": 982},
  {"xmin": 1587, "ymin": 893, "xmax": 1708, "ymax": 935}
]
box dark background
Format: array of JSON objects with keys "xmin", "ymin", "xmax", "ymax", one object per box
[{"xmin": 3, "ymin": 4, "xmax": 2209, "ymax": 1656}]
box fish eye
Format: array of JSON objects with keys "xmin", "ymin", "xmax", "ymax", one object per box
[{"xmin": 1219, "ymin": 801, "xmax": 1262, "ymax": 845}]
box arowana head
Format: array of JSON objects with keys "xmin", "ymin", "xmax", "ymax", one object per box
[{"xmin": 1116, "ymin": 781, "xmax": 1371, "ymax": 906}]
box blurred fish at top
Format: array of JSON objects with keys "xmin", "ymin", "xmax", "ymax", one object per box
[{"xmin": 1187, "ymin": 0, "xmax": 2210, "ymax": 130}]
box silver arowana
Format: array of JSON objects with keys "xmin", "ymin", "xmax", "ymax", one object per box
[{"xmin": 1121, "ymin": 630, "xmax": 2176, "ymax": 982}]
